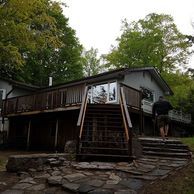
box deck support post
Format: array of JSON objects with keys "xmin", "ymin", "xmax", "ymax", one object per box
[
  {"xmin": 27, "ymin": 120, "xmax": 31, "ymax": 150},
  {"xmin": 54, "ymin": 119, "xmax": 59, "ymax": 150}
]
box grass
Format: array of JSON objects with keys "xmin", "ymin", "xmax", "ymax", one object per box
[{"xmin": 182, "ymin": 137, "xmax": 194, "ymax": 152}]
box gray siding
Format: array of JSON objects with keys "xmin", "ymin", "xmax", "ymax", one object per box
[
  {"xmin": 0, "ymin": 80, "xmax": 32, "ymax": 98},
  {"xmin": 123, "ymin": 71, "xmax": 164, "ymax": 102},
  {"xmin": 0, "ymin": 79, "xmax": 33, "ymax": 133}
]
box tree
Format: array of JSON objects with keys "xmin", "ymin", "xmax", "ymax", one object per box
[
  {"xmin": 82, "ymin": 47, "xmax": 101, "ymax": 77},
  {"xmin": 0, "ymin": 0, "xmax": 83, "ymax": 86},
  {"xmin": 105, "ymin": 13, "xmax": 192, "ymax": 73}
]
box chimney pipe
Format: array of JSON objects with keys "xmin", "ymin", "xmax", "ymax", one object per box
[{"xmin": 49, "ymin": 76, "xmax": 53, "ymax": 86}]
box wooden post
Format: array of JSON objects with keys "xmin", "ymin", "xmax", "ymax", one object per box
[
  {"xmin": 27, "ymin": 120, "xmax": 31, "ymax": 150},
  {"xmin": 54, "ymin": 119, "xmax": 59, "ymax": 150}
]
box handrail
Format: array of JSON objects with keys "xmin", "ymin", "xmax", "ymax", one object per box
[
  {"xmin": 120, "ymin": 86, "xmax": 133, "ymax": 156},
  {"xmin": 77, "ymin": 86, "xmax": 88, "ymax": 126},
  {"xmin": 120, "ymin": 98, "xmax": 129, "ymax": 141},
  {"xmin": 120, "ymin": 87, "xmax": 133, "ymax": 128},
  {"xmin": 77, "ymin": 86, "xmax": 89, "ymax": 138}
]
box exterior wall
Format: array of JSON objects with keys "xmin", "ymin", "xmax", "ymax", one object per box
[
  {"xmin": 0, "ymin": 79, "xmax": 33, "ymax": 98},
  {"xmin": 0, "ymin": 79, "xmax": 34, "ymax": 137},
  {"xmin": 123, "ymin": 71, "xmax": 164, "ymax": 102}
]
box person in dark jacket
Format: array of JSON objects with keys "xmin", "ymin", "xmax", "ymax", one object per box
[{"xmin": 152, "ymin": 96, "xmax": 173, "ymax": 141}]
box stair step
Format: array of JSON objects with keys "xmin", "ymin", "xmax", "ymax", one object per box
[
  {"xmin": 143, "ymin": 146, "xmax": 189, "ymax": 153},
  {"xmin": 141, "ymin": 142, "xmax": 188, "ymax": 149},
  {"xmin": 83, "ymin": 125, "xmax": 123, "ymax": 129},
  {"xmin": 84, "ymin": 120, "xmax": 123, "ymax": 124},
  {"xmin": 81, "ymin": 147, "xmax": 128, "ymax": 151},
  {"xmin": 77, "ymin": 153, "xmax": 132, "ymax": 162},
  {"xmin": 81, "ymin": 140, "xmax": 128, "ymax": 144},
  {"xmin": 143, "ymin": 150, "xmax": 190, "ymax": 158},
  {"xmin": 85, "ymin": 114, "xmax": 122, "ymax": 118},
  {"xmin": 139, "ymin": 137, "xmax": 182, "ymax": 144}
]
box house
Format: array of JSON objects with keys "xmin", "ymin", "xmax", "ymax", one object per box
[
  {"xmin": 1, "ymin": 67, "xmax": 191, "ymax": 160},
  {"xmin": 0, "ymin": 77, "xmax": 39, "ymax": 144}
]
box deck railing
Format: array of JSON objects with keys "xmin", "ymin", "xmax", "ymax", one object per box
[
  {"xmin": 3, "ymin": 84, "xmax": 85, "ymax": 115},
  {"xmin": 141, "ymin": 99, "xmax": 192, "ymax": 124},
  {"xmin": 121, "ymin": 84, "xmax": 142, "ymax": 110}
]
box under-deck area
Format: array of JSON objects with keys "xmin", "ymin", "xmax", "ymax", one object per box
[{"xmin": 8, "ymin": 109, "xmax": 79, "ymax": 151}]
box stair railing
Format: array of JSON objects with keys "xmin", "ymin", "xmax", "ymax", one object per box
[
  {"xmin": 77, "ymin": 85, "xmax": 89, "ymax": 139},
  {"xmin": 120, "ymin": 86, "xmax": 133, "ymax": 155}
]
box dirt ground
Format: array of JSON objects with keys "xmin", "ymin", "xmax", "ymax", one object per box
[
  {"xmin": 0, "ymin": 150, "xmax": 194, "ymax": 194},
  {"xmin": 142, "ymin": 159, "xmax": 194, "ymax": 194}
]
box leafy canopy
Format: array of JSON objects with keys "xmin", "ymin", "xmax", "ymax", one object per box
[
  {"xmin": 82, "ymin": 47, "xmax": 102, "ymax": 77},
  {"xmin": 105, "ymin": 13, "xmax": 192, "ymax": 73},
  {"xmin": 0, "ymin": 0, "xmax": 83, "ymax": 86}
]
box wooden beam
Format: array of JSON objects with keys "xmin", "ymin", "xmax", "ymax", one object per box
[
  {"xmin": 27, "ymin": 120, "xmax": 31, "ymax": 150},
  {"xmin": 120, "ymin": 98, "xmax": 129, "ymax": 141},
  {"xmin": 120, "ymin": 87, "xmax": 132, "ymax": 128},
  {"xmin": 54, "ymin": 119, "xmax": 59, "ymax": 150}
]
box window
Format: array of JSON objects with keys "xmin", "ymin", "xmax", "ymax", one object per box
[
  {"xmin": 89, "ymin": 82, "xmax": 117, "ymax": 104},
  {"xmin": 141, "ymin": 87, "xmax": 154, "ymax": 102},
  {"xmin": 0, "ymin": 89, "xmax": 6, "ymax": 109},
  {"xmin": 109, "ymin": 82, "xmax": 116, "ymax": 101}
]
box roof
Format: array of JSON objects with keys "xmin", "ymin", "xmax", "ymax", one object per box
[
  {"xmin": 41, "ymin": 67, "xmax": 173, "ymax": 95},
  {"xmin": 0, "ymin": 77, "xmax": 39, "ymax": 91}
]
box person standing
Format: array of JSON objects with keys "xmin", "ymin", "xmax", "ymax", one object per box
[{"xmin": 152, "ymin": 96, "xmax": 173, "ymax": 141}]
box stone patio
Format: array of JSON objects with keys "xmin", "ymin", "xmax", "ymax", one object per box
[{"xmin": 0, "ymin": 153, "xmax": 191, "ymax": 194}]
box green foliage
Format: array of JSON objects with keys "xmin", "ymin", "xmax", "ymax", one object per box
[
  {"xmin": 105, "ymin": 13, "xmax": 192, "ymax": 73},
  {"xmin": 163, "ymin": 71, "xmax": 194, "ymax": 120},
  {"xmin": 0, "ymin": 0, "xmax": 83, "ymax": 85},
  {"xmin": 82, "ymin": 47, "xmax": 101, "ymax": 77}
]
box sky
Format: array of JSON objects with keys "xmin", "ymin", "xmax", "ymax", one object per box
[{"xmin": 63, "ymin": 0, "xmax": 194, "ymax": 67}]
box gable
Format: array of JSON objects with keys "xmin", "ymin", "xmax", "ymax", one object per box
[{"xmin": 122, "ymin": 70, "xmax": 169, "ymax": 102}]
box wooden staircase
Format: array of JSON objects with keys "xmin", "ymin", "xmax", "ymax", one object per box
[
  {"xmin": 77, "ymin": 104, "xmax": 131, "ymax": 161},
  {"xmin": 139, "ymin": 137, "xmax": 192, "ymax": 159}
]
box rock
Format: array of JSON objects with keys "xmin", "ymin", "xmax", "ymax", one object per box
[
  {"xmin": 50, "ymin": 161, "xmax": 61, "ymax": 167},
  {"xmin": 12, "ymin": 183, "xmax": 33, "ymax": 190},
  {"xmin": 87, "ymin": 179, "xmax": 104, "ymax": 187},
  {"xmin": 17, "ymin": 171, "xmax": 30, "ymax": 178},
  {"xmin": 119, "ymin": 179, "xmax": 143, "ymax": 190},
  {"xmin": 47, "ymin": 158, "xmax": 57, "ymax": 163},
  {"xmin": 6, "ymin": 153, "xmax": 66, "ymax": 172},
  {"xmin": 62, "ymin": 182, "xmax": 80, "ymax": 192},
  {"xmin": 0, "ymin": 182, "xmax": 7, "ymax": 186},
  {"xmin": 89, "ymin": 189, "xmax": 113, "ymax": 194},
  {"xmin": 27, "ymin": 183, "xmax": 46, "ymax": 191},
  {"xmin": 47, "ymin": 176, "xmax": 63, "ymax": 185},
  {"xmin": 28, "ymin": 168, "xmax": 37, "ymax": 172},
  {"xmin": 63, "ymin": 173, "xmax": 86, "ymax": 182},
  {"xmin": 64, "ymin": 140, "xmax": 76, "ymax": 154},
  {"xmin": 106, "ymin": 180, "xmax": 120, "ymax": 185},
  {"xmin": 83, "ymin": 172, "xmax": 94, "ymax": 176},
  {"xmin": 34, "ymin": 173, "xmax": 51, "ymax": 180},
  {"xmin": 114, "ymin": 190, "xmax": 137, "ymax": 194},
  {"xmin": 132, "ymin": 138, "xmax": 143, "ymax": 158},
  {"xmin": 51, "ymin": 170, "xmax": 61, "ymax": 176},
  {"xmin": 78, "ymin": 184, "xmax": 95, "ymax": 193},
  {"xmin": 148, "ymin": 169, "xmax": 171, "ymax": 176},
  {"xmin": 109, "ymin": 173, "xmax": 122, "ymax": 182},
  {"xmin": 1, "ymin": 190, "xmax": 24, "ymax": 194},
  {"xmin": 19, "ymin": 177, "xmax": 36, "ymax": 184}
]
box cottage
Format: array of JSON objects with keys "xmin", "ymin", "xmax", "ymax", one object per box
[
  {"xmin": 0, "ymin": 77, "xmax": 38, "ymax": 144},
  {"xmin": 1, "ymin": 67, "xmax": 191, "ymax": 160}
]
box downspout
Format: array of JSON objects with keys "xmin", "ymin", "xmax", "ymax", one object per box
[{"xmin": 2, "ymin": 87, "xmax": 15, "ymax": 139}]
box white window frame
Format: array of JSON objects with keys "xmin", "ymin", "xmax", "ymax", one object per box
[
  {"xmin": 0, "ymin": 89, "xmax": 6, "ymax": 100},
  {"xmin": 89, "ymin": 81, "xmax": 118, "ymax": 104}
]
